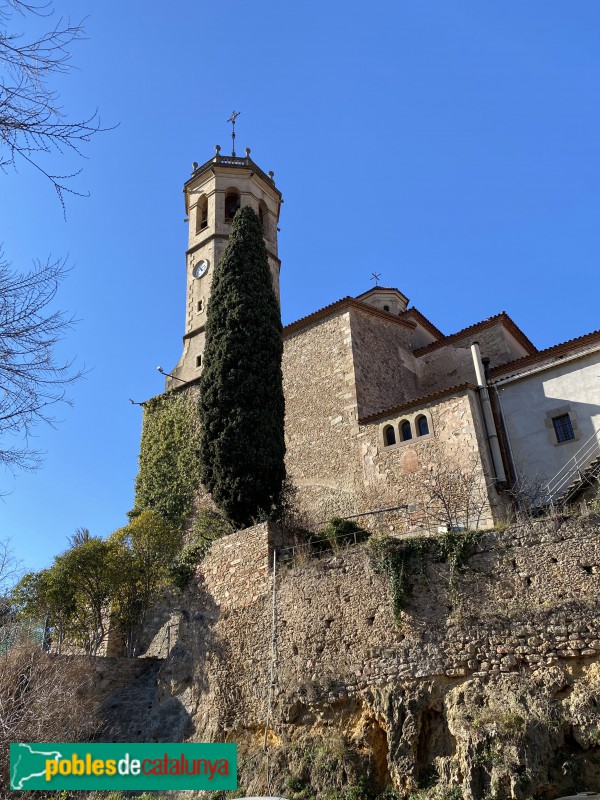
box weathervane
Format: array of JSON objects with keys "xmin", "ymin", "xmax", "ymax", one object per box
[
  {"xmin": 227, "ymin": 110, "xmax": 240, "ymax": 156},
  {"xmin": 371, "ymin": 272, "xmax": 382, "ymax": 285}
]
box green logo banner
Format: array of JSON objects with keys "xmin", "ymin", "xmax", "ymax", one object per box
[{"xmin": 10, "ymin": 742, "xmax": 237, "ymax": 791}]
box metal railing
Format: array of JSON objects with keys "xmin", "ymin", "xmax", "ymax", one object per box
[
  {"xmin": 0, "ymin": 618, "xmax": 46, "ymax": 656},
  {"xmin": 544, "ymin": 430, "xmax": 600, "ymax": 505},
  {"xmin": 278, "ymin": 530, "xmax": 367, "ymax": 563}
]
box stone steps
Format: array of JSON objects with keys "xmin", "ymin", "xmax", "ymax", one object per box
[{"xmin": 95, "ymin": 657, "xmax": 164, "ymax": 742}]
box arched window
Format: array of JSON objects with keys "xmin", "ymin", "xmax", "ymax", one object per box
[
  {"xmin": 224, "ymin": 190, "xmax": 240, "ymax": 222},
  {"xmin": 400, "ymin": 420, "xmax": 412, "ymax": 441},
  {"xmin": 258, "ymin": 200, "xmax": 268, "ymax": 236},
  {"xmin": 383, "ymin": 425, "xmax": 396, "ymax": 447},
  {"xmin": 196, "ymin": 195, "xmax": 208, "ymax": 233},
  {"xmin": 416, "ymin": 415, "xmax": 429, "ymax": 436}
]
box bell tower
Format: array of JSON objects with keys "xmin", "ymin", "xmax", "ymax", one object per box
[{"xmin": 166, "ymin": 145, "xmax": 283, "ymax": 389}]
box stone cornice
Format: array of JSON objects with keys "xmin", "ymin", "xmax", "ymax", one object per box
[
  {"xmin": 186, "ymin": 234, "xmax": 281, "ymax": 267},
  {"xmin": 183, "ymin": 153, "xmax": 282, "ymax": 200}
]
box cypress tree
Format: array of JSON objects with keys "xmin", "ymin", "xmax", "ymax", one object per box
[{"xmin": 198, "ymin": 205, "xmax": 286, "ymax": 526}]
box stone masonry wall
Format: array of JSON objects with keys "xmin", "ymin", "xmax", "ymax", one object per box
[
  {"xmin": 169, "ymin": 514, "xmax": 600, "ymax": 743},
  {"xmin": 200, "ymin": 522, "xmax": 273, "ymax": 610},
  {"xmin": 416, "ymin": 321, "xmax": 520, "ymax": 396},
  {"xmin": 350, "ymin": 307, "xmax": 418, "ymax": 418},
  {"xmin": 283, "ymin": 311, "xmax": 362, "ymax": 524},
  {"xmin": 353, "ymin": 388, "xmax": 498, "ymax": 532},
  {"xmin": 283, "ymin": 315, "xmax": 502, "ymax": 532},
  {"xmin": 164, "ymin": 522, "xmax": 279, "ymax": 741},
  {"xmin": 274, "ymin": 515, "xmax": 600, "ymax": 705}
]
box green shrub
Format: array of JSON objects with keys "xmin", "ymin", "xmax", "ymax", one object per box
[
  {"xmin": 286, "ymin": 775, "xmax": 307, "ymax": 792},
  {"xmin": 311, "ymin": 517, "xmax": 370, "ymax": 552}
]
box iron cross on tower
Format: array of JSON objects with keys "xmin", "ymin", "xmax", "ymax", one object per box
[
  {"xmin": 371, "ymin": 272, "xmax": 382, "ymax": 285},
  {"xmin": 227, "ymin": 110, "xmax": 240, "ymax": 156}
]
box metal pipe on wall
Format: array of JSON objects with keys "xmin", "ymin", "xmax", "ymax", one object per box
[{"xmin": 471, "ymin": 341, "xmax": 507, "ymax": 484}]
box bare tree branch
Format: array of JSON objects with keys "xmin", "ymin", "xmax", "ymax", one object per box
[
  {"xmin": 420, "ymin": 444, "xmax": 493, "ymax": 532},
  {"xmin": 0, "ymin": 537, "xmax": 21, "ymax": 595},
  {"xmin": 0, "ymin": 644, "xmax": 99, "ymax": 794},
  {"xmin": 0, "ymin": 0, "xmax": 109, "ymax": 209},
  {"xmin": 0, "ymin": 248, "xmax": 83, "ymax": 471}
]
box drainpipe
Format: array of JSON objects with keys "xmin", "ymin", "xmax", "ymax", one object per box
[
  {"xmin": 483, "ymin": 356, "xmax": 515, "ymax": 483},
  {"xmin": 490, "ymin": 381, "xmax": 519, "ymax": 485},
  {"xmin": 470, "ymin": 341, "xmax": 507, "ymax": 484}
]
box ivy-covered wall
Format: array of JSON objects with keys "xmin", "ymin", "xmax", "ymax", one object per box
[{"xmin": 133, "ymin": 388, "xmax": 201, "ymax": 528}]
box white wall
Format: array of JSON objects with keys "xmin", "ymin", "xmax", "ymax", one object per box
[{"xmin": 495, "ymin": 350, "xmax": 600, "ymax": 493}]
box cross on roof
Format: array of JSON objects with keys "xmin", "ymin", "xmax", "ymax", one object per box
[{"xmin": 227, "ymin": 110, "xmax": 240, "ymax": 156}]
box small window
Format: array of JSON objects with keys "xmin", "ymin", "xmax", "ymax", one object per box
[
  {"xmin": 224, "ymin": 191, "xmax": 240, "ymax": 222},
  {"xmin": 416, "ymin": 415, "xmax": 429, "ymax": 436},
  {"xmin": 197, "ymin": 300, "xmax": 203, "ymax": 313},
  {"xmin": 383, "ymin": 425, "xmax": 396, "ymax": 447},
  {"xmin": 400, "ymin": 420, "xmax": 412, "ymax": 441},
  {"xmin": 383, "ymin": 305, "xmax": 390, "ymax": 312},
  {"xmin": 552, "ymin": 414, "xmax": 575, "ymax": 443},
  {"xmin": 195, "ymin": 355, "xmax": 202, "ymax": 369},
  {"xmin": 196, "ymin": 195, "xmax": 208, "ymax": 233}
]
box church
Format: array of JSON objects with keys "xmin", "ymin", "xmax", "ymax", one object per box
[{"xmin": 163, "ymin": 144, "xmax": 600, "ymax": 534}]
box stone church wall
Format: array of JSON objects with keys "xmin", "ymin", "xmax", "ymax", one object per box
[
  {"xmin": 415, "ymin": 321, "xmax": 521, "ymax": 396},
  {"xmin": 354, "ymin": 388, "xmax": 497, "ymax": 532},
  {"xmin": 349, "ymin": 307, "xmax": 418, "ymax": 418},
  {"xmin": 447, "ymin": 322, "xmax": 530, "ymax": 367},
  {"xmin": 416, "ymin": 343, "xmax": 476, "ymax": 395},
  {"xmin": 283, "ymin": 310, "xmax": 362, "ymax": 525},
  {"xmin": 283, "ymin": 316, "xmax": 500, "ymax": 531}
]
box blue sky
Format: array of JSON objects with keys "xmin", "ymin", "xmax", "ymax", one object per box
[{"xmin": 1, "ymin": 0, "xmax": 599, "ymax": 573}]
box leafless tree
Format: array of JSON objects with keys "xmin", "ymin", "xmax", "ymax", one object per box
[
  {"xmin": 67, "ymin": 526, "xmax": 91, "ymax": 548},
  {"xmin": 505, "ymin": 470, "xmax": 549, "ymax": 520},
  {"xmin": 0, "ymin": 537, "xmax": 21, "ymax": 595},
  {"xmin": 420, "ymin": 447, "xmax": 493, "ymax": 532},
  {"xmin": 0, "ymin": 0, "xmax": 105, "ymax": 207},
  {"xmin": 0, "ymin": 644, "xmax": 99, "ymax": 794},
  {"xmin": 0, "ymin": 250, "xmax": 83, "ymax": 472},
  {"xmin": 0, "ymin": 538, "xmax": 20, "ymax": 629}
]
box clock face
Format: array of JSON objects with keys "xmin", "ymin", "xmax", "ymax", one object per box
[{"xmin": 193, "ymin": 259, "xmax": 209, "ymax": 279}]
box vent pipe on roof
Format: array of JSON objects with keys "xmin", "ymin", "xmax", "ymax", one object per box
[{"xmin": 471, "ymin": 342, "xmax": 507, "ymax": 484}]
